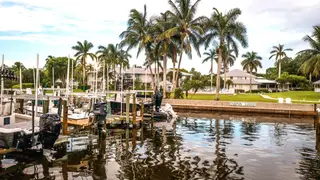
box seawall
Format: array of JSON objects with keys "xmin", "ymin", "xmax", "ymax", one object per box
[{"xmin": 163, "ymin": 99, "xmax": 318, "ymax": 116}]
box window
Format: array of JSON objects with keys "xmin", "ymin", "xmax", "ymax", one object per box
[
  {"xmin": 245, "ymin": 77, "xmax": 247, "ymax": 80},
  {"xmin": 4, "ymin": 117, "xmax": 10, "ymax": 125},
  {"xmin": 230, "ymin": 77, "xmax": 233, "ymax": 80}
]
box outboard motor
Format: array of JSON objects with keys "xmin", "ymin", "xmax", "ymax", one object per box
[
  {"xmin": 154, "ymin": 89, "xmax": 163, "ymax": 112},
  {"xmin": 93, "ymin": 102, "xmax": 107, "ymax": 137},
  {"xmin": 38, "ymin": 113, "xmax": 61, "ymax": 161}
]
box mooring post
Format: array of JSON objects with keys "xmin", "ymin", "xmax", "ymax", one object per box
[
  {"xmin": 140, "ymin": 102, "xmax": 144, "ymax": 127},
  {"xmin": 132, "ymin": 127, "xmax": 137, "ymax": 150},
  {"xmin": 316, "ymin": 108, "xmax": 320, "ymax": 152},
  {"xmin": 58, "ymin": 98, "xmax": 62, "ymax": 117},
  {"xmin": 62, "ymin": 100, "xmax": 68, "ymax": 135},
  {"xmin": 126, "ymin": 93, "xmax": 130, "ymax": 126},
  {"xmin": 151, "ymin": 92, "xmax": 154, "ymax": 128},
  {"xmin": 32, "ymin": 100, "xmax": 35, "ymax": 141},
  {"xmin": 132, "ymin": 93, "xmax": 137, "ymax": 127},
  {"xmin": 19, "ymin": 99, "xmax": 24, "ymax": 114},
  {"xmin": 43, "ymin": 97, "xmax": 49, "ymax": 114}
]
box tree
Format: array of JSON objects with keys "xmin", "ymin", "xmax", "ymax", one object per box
[
  {"xmin": 166, "ymin": 0, "xmax": 206, "ymax": 92},
  {"xmin": 45, "ymin": 56, "xmax": 72, "ymax": 87},
  {"xmin": 72, "ymin": 40, "xmax": 96, "ymax": 84},
  {"xmin": 153, "ymin": 12, "xmax": 176, "ymax": 98},
  {"xmin": 241, "ymin": 51, "xmax": 262, "ymax": 93},
  {"xmin": 120, "ymin": 5, "xmax": 156, "ymax": 89},
  {"xmin": 265, "ymin": 67, "xmax": 278, "ymax": 80},
  {"xmin": 221, "ymin": 45, "xmax": 236, "ymax": 89},
  {"xmin": 204, "ymin": 8, "xmax": 248, "ymax": 100},
  {"xmin": 202, "ymin": 48, "xmax": 217, "ymax": 91},
  {"xmin": 298, "ymin": 25, "xmax": 320, "ymax": 77},
  {"xmin": 269, "ymin": 44, "xmax": 293, "ymax": 78},
  {"xmin": 225, "ymin": 79, "xmax": 233, "ymax": 89}
]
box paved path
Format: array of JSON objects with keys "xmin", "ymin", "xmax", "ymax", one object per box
[{"xmin": 259, "ymin": 94, "xmax": 320, "ymax": 103}]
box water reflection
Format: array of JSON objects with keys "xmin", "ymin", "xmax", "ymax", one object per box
[{"xmin": 1, "ymin": 113, "xmax": 320, "ymax": 179}]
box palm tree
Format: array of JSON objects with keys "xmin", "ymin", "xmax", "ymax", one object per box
[
  {"xmin": 221, "ymin": 45, "xmax": 236, "ymax": 89},
  {"xmin": 269, "ymin": 44, "xmax": 293, "ymax": 78},
  {"xmin": 241, "ymin": 51, "xmax": 262, "ymax": 93},
  {"xmin": 120, "ymin": 5, "xmax": 156, "ymax": 89},
  {"xmin": 153, "ymin": 12, "xmax": 175, "ymax": 98},
  {"xmin": 202, "ymin": 48, "xmax": 217, "ymax": 91},
  {"xmin": 166, "ymin": 0, "xmax": 206, "ymax": 91},
  {"xmin": 72, "ymin": 40, "xmax": 96, "ymax": 84},
  {"xmin": 298, "ymin": 25, "xmax": 320, "ymax": 77},
  {"xmin": 204, "ymin": 8, "xmax": 248, "ymax": 100}
]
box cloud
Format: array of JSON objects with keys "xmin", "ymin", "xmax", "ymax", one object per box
[{"xmin": 0, "ymin": 0, "xmax": 319, "ymax": 74}]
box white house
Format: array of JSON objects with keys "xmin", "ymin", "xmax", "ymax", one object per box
[
  {"xmin": 314, "ymin": 80, "xmax": 320, "ymax": 92},
  {"xmin": 225, "ymin": 69, "xmax": 277, "ymax": 92}
]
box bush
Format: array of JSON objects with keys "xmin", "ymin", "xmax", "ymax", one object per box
[
  {"xmin": 174, "ymin": 88, "xmax": 184, "ymax": 99},
  {"xmin": 235, "ymin": 89, "xmax": 245, "ymax": 94},
  {"xmin": 12, "ymin": 83, "xmax": 34, "ymax": 89},
  {"xmin": 165, "ymin": 92, "xmax": 171, "ymax": 99}
]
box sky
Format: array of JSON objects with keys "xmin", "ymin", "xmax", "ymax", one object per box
[{"xmin": 0, "ymin": 0, "xmax": 319, "ymax": 74}]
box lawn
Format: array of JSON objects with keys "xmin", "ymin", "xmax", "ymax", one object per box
[
  {"xmin": 184, "ymin": 93, "xmax": 276, "ymax": 102},
  {"xmin": 268, "ymin": 91, "xmax": 320, "ymax": 102}
]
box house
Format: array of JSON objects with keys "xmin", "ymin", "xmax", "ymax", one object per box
[
  {"xmin": 224, "ymin": 69, "xmax": 277, "ymax": 92},
  {"xmin": 313, "ymin": 80, "xmax": 320, "ymax": 92},
  {"xmin": 159, "ymin": 80, "xmax": 173, "ymax": 92},
  {"xmin": 224, "ymin": 69, "xmax": 260, "ymax": 92}
]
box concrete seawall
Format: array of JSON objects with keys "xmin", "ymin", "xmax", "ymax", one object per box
[{"xmin": 163, "ymin": 99, "xmax": 318, "ymax": 116}]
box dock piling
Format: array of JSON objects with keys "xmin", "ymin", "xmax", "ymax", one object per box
[
  {"xmin": 43, "ymin": 97, "xmax": 49, "ymax": 114},
  {"xmin": 62, "ymin": 100, "xmax": 68, "ymax": 135},
  {"xmin": 126, "ymin": 94, "xmax": 130, "ymax": 126},
  {"xmin": 132, "ymin": 94, "xmax": 136, "ymax": 127},
  {"xmin": 140, "ymin": 102, "xmax": 144, "ymax": 127},
  {"xmin": 316, "ymin": 108, "xmax": 320, "ymax": 152}
]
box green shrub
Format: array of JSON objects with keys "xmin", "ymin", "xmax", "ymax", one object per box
[
  {"xmin": 12, "ymin": 83, "xmax": 34, "ymax": 89},
  {"xmin": 174, "ymin": 88, "xmax": 184, "ymax": 99},
  {"xmin": 165, "ymin": 92, "xmax": 171, "ymax": 99},
  {"xmin": 235, "ymin": 89, "xmax": 245, "ymax": 94}
]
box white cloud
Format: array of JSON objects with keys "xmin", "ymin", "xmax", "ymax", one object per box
[{"xmin": 0, "ymin": 0, "xmax": 319, "ymax": 74}]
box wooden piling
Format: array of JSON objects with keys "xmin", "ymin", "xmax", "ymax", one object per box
[
  {"xmin": 316, "ymin": 109, "xmax": 320, "ymax": 152},
  {"xmin": 43, "ymin": 98, "xmax": 49, "ymax": 114},
  {"xmin": 126, "ymin": 94, "xmax": 130, "ymax": 125},
  {"xmin": 19, "ymin": 99, "xmax": 24, "ymax": 113},
  {"xmin": 140, "ymin": 102, "xmax": 144, "ymax": 126},
  {"xmin": 58, "ymin": 98, "xmax": 63, "ymax": 117},
  {"xmin": 62, "ymin": 100, "xmax": 68, "ymax": 135},
  {"xmin": 132, "ymin": 94, "xmax": 137, "ymax": 127}
]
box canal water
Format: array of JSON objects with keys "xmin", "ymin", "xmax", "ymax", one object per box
[{"xmin": 1, "ymin": 113, "xmax": 319, "ymax": 180}]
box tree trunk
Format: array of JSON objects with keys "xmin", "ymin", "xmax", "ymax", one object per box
[
  {"xmin": 211, "ymin": 59, "xmax": 213, "ymax": 92},
  {"xmin": 173, "ymin": 40, "xmax": 184, "ymax": 92},
  {"xmin": 309, "ymin": 73, "xmax": 312, "ymax": 82},
  {"xmin": 82, "ymin": 57, "xmax": 86, "ymax": 85},
  {"xmin": 278, "ymin": 55, "xmax": 281, "ymax": 78},
  {"xmin": 172, "ymin": 46, "xmax": 177, "ymax": 92},
  {"xmin": 215, "ymin": 47, "xmax": 222, "ymax": 100},
  {"xmin": 223, "ymin": 62, "xmax": 227, "ymax": 90},
  {"xmin": 250, "ymin": 69, "xmax": 252, "ymax": 93},
  {"xmin": 145, "ymin": 49, "xmax": 156, "ymax": 89},
  {"xmin": 114, "ymin": 64, "xmax": 116, "ymax": 91},
  {"xmin": 163, "ymin": 47, "xmax": 167, "ymax": 99}
]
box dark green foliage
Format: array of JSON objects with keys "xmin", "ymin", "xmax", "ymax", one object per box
[
  {"xmin": 12, "ymin": 83, "xmax": 34, "ymax": 89},
  {"xmin": 276, "ymin": 72, "xmax": 310, "ymax": 89},
  {"xmin": 235, "ymin": 89, "xmax": 245, "ymax": 93},
  {"xmin": 174, "ymin": 88, "xmax": 184, "ymax": 99}
]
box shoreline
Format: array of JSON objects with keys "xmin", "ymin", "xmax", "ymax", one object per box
[{"xmin": 163, "ymin": 99, "xmax": 318, "ymax": 117}]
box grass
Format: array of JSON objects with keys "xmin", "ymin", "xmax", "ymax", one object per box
[
  {"xmin": 268, "ymin": 91, "xmax": 320, "ymax": 102},
  {"xmin": 184, "ymin": 93, "xmax": 276, "ymax": 102},
  {"xmin": 178, "ymin": 91, "xmax": 320, "ymax": 104}
]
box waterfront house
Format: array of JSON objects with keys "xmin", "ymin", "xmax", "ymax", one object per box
[
  {"xmin": 314, "ymin": 80, "xmax": 320, "ymax": 92},
  {"xmin": 224, "ymin": 69, "xmax": 277, "ymax": 92}
]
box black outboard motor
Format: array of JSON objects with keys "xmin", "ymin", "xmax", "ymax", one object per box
[
  {"xmin": 154, "ymin": 89, "xmax": 163, "ymax": 112},
  {"xmin": 38, "ymin": 113, "xmax": 61, "ymax": 150},
  {"xmin": 93, "ymin": 102, "xmax": 107, "ymax": 137}
]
